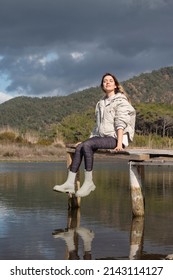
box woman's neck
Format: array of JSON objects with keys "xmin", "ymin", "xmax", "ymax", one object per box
[{"xmin": 105, "ymin": 90, "xmax": 115, "ymax": 98}]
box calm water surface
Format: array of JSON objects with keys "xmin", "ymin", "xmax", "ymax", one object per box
[{"xmin": 0, "ymin": 160, "xmax": 173, "ymax": 260}]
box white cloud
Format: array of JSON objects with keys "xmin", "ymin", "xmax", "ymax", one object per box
[
  {"xmin": 123, "ymin": 0, "xmax": 167, "ymax": 9},
  {"xmin": 71, "ymin": 52, "xmax": 86, "ymax": 62},
  {"xmin": 27, "ymin": 52, "xmax": 59, "ymax": 67},
  {"xmin": 38, "ymin": 52, "xmax": 59, "ymax": 67},
  {"xmin": 0, "ymin": 92, "xmax": 13, "ymax": 104}
]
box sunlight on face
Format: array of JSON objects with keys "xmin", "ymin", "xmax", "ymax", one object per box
[{"xmin": 102, "ymin": 75, "xmax": 117, "ymax": 95}]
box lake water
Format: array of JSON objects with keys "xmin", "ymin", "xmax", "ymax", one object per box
[{"xmin": 0, "ymin": 159, "xmax": 173, "ymax": 260}]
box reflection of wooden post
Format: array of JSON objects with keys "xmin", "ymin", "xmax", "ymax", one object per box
[
  {"xmin": 129, "ymin": 216, "xmax": 144, "ymax": 260},
  {"xmin": 64, "ymin": 208, "xmax": 81, "ymax": 260},
  {"xmin": 67, "ymin": 151, "xmax": 81, "ymax": 209},
  {"xmin": 129, "ymin": 162, "xmax": 145, "ymax": 216},
  {"xmin": 67, "ymin": 208, "xmax": 81, "ymax": 229}
]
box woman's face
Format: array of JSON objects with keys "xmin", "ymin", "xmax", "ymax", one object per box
[{"xmin": 102, "ymin": 75, "xmax": 117, "ymax": 95}]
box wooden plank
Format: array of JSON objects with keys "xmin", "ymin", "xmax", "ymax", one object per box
[
  {"xmin": 66, "ymin": 144, "xmax": 173, "ymax": 155},
  {"xmin": 130, "ymin": 160, "xmax": 173, "ymax": 166},
  {"xmin": 66, "ymin": 147, "xmax": 76, "ymax": 153},
  {"xmin": 66, "ymin": 146, "xmax": 150, "ymax": 161},
  {"xmin": 95, "ymin": 151, "xmax": 150, "ymax": 161},
  {"xmin": 66, "ymin": 145, "xmax": 173, "ymax": 162},
  {"xmin": 127, "ymin": 148, "xmax": 173, "ymax": 156}
]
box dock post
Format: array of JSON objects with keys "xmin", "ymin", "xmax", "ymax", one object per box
[
  {"xmin": 129, "ymin": 162, "xmax": 145, "ymax": 216},
  {"xmin": 129, "ymin": 216, "xmax": 144, "ymax": 259},
  {"xmin": 66, "ymin": 151, "xmax": 81, "ymax": 209}
]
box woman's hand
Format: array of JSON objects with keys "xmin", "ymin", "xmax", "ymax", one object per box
[{"xmin": 112, "ymin": 145, "xmax": 124, "ymax": 152}]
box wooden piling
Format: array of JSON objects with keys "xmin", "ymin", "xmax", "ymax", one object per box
[
  {"xmin": 129, "ymin": 162, "xmax": 145, "ymax": 216},
  {"xmin": 129, "ymin": 216, "xmax": 144, "ymax": 259},
  {"xmin": 66, "ymin": 151, "xmax": 81, "ymax": 209}
]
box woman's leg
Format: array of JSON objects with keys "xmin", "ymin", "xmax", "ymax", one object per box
[
  {"xmin": 53, "ymin": 136, "xmax": 116, "ymax": 195},
  {"xmin": 75, "ymin": 136, "xmax": 117, "ymax": 197},
  {"xmin": 53, "ymin": 143, "xmax": 84, "ymax": 193},
  {"xmin": 70, "ymin": 136, "xmax": 116, "ymax": 172},
  {"xmin": 80, "ymin": 136, "xmax": 117, "ymax": 171},
  {"xmin": 70, "ymin": 142, "xmax": 84, "ymax": 172}
]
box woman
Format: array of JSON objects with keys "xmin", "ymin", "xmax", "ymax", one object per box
[{"xmin": 53, "ymin": 73, "xmax": 136, "ymax": 197}]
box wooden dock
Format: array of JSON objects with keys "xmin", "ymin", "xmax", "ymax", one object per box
[{"xmin": 66, "ymin": 144, "xmax": 173, "ymax": 216}]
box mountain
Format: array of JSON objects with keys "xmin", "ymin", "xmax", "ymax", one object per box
[
  {"xmin": 0, "ymin": 87, "xmax": 102, "ymax": 131},
  {"xmin": 0, "ymin": 66, "xmax": 173, "ymax": 131},
  {"xmin": 123, "ymin": 66, "xmax": 173, "ymax": 103}
]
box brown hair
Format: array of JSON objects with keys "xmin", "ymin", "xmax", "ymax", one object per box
[{"xmin": 100, "ymin": 72, "xmax": 130, "ymax": 101}]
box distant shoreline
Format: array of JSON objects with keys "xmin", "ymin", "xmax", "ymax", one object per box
[{"xmin": 0, "ymin": 145, "xmax": 67, "ymax": 162}]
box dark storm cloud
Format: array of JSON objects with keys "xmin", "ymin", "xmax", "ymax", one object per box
[{"xmin": 0, "ymin": 0, "xmax": 173, "ymax": 99}]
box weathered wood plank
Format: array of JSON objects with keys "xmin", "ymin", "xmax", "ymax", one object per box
[
  {"xmin": 66, "ymin": 148, "xmax": 150, "ymax": 161},
  {"xmin": 66, "ymin": 145, "xmax": 173, "ymax": 161},
  {"xmin": 95, "ymin": 150, "xmax": 150, "ymax": 161},
  {"xmin": 127, "ymin": 148, "xmax": 173, "ymax": 156},
  {"xmin": 130, "ymin": 160, "xmax": 173, "ymax": 166}
]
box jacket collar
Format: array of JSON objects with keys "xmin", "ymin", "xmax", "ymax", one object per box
[{"xmin": 99, "ymin": 92, "xmax": 127, "ymax": 106}]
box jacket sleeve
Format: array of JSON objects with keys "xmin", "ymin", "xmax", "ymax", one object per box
[
  {"xmin": 90, "ymin": 102, "xmax": 100, "ymax": 137},
  {"xmin": 114, "ymin": 98, "xmax": 136, "ymax": 130}
]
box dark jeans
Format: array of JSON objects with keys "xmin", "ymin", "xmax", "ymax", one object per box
[{"xmin": 70, "ymin": 136, "xmax": 117, "ymax": 172}]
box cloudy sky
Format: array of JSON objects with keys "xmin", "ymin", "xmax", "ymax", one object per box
[{"xmin": 0, "ymin": 0, "xmax": 173, "ymax": 103}]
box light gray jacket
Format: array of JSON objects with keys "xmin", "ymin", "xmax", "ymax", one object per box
[{"xmin": 90, "ymin": 92, "xmax": 136, "ymax": 143}]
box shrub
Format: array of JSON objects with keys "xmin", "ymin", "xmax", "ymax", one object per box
[
  {"xmin": 131, "ymin": 133, "xmax": 173, "ymax": 149},
  {"xmin": 0, "ymin": 131, "xmax": 16, "ymax": 142}
]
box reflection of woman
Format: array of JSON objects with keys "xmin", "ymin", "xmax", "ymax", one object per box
[
  {"xmin": 53, "ymin": 73, "xmax": 136, "ymax": 197},
  {"xmin": 53, "ymin": 227, "xmax": 94, "ymax": 260}
]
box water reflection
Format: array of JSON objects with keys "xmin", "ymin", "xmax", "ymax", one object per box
[
  {"xmin": 0, "ymin": 161, "xmax": 173, "ymax": 260},
  {"xmin": 52, "ymin": 208, "xmax": 173, "ymax": 260},
  {"xmin": 52, "ymin": 209, "xmax": 81, "ymax": 260},
  {"xmin": 52, "ymin": 209, "xmax": 94, "ymax": 260}
]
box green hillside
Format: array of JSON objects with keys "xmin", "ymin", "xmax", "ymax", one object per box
[
  {"xmin": 0, "ymin": 87, "xmax": 102, "ymax": 131},
  {"xmin": 123, "ymin": 66, "xmax": 173, "ymax": 103}
]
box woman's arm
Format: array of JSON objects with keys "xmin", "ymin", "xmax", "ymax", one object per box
[{"xmin": 114, "ymin": 127, "xmax": 124, "ymax": 151}]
